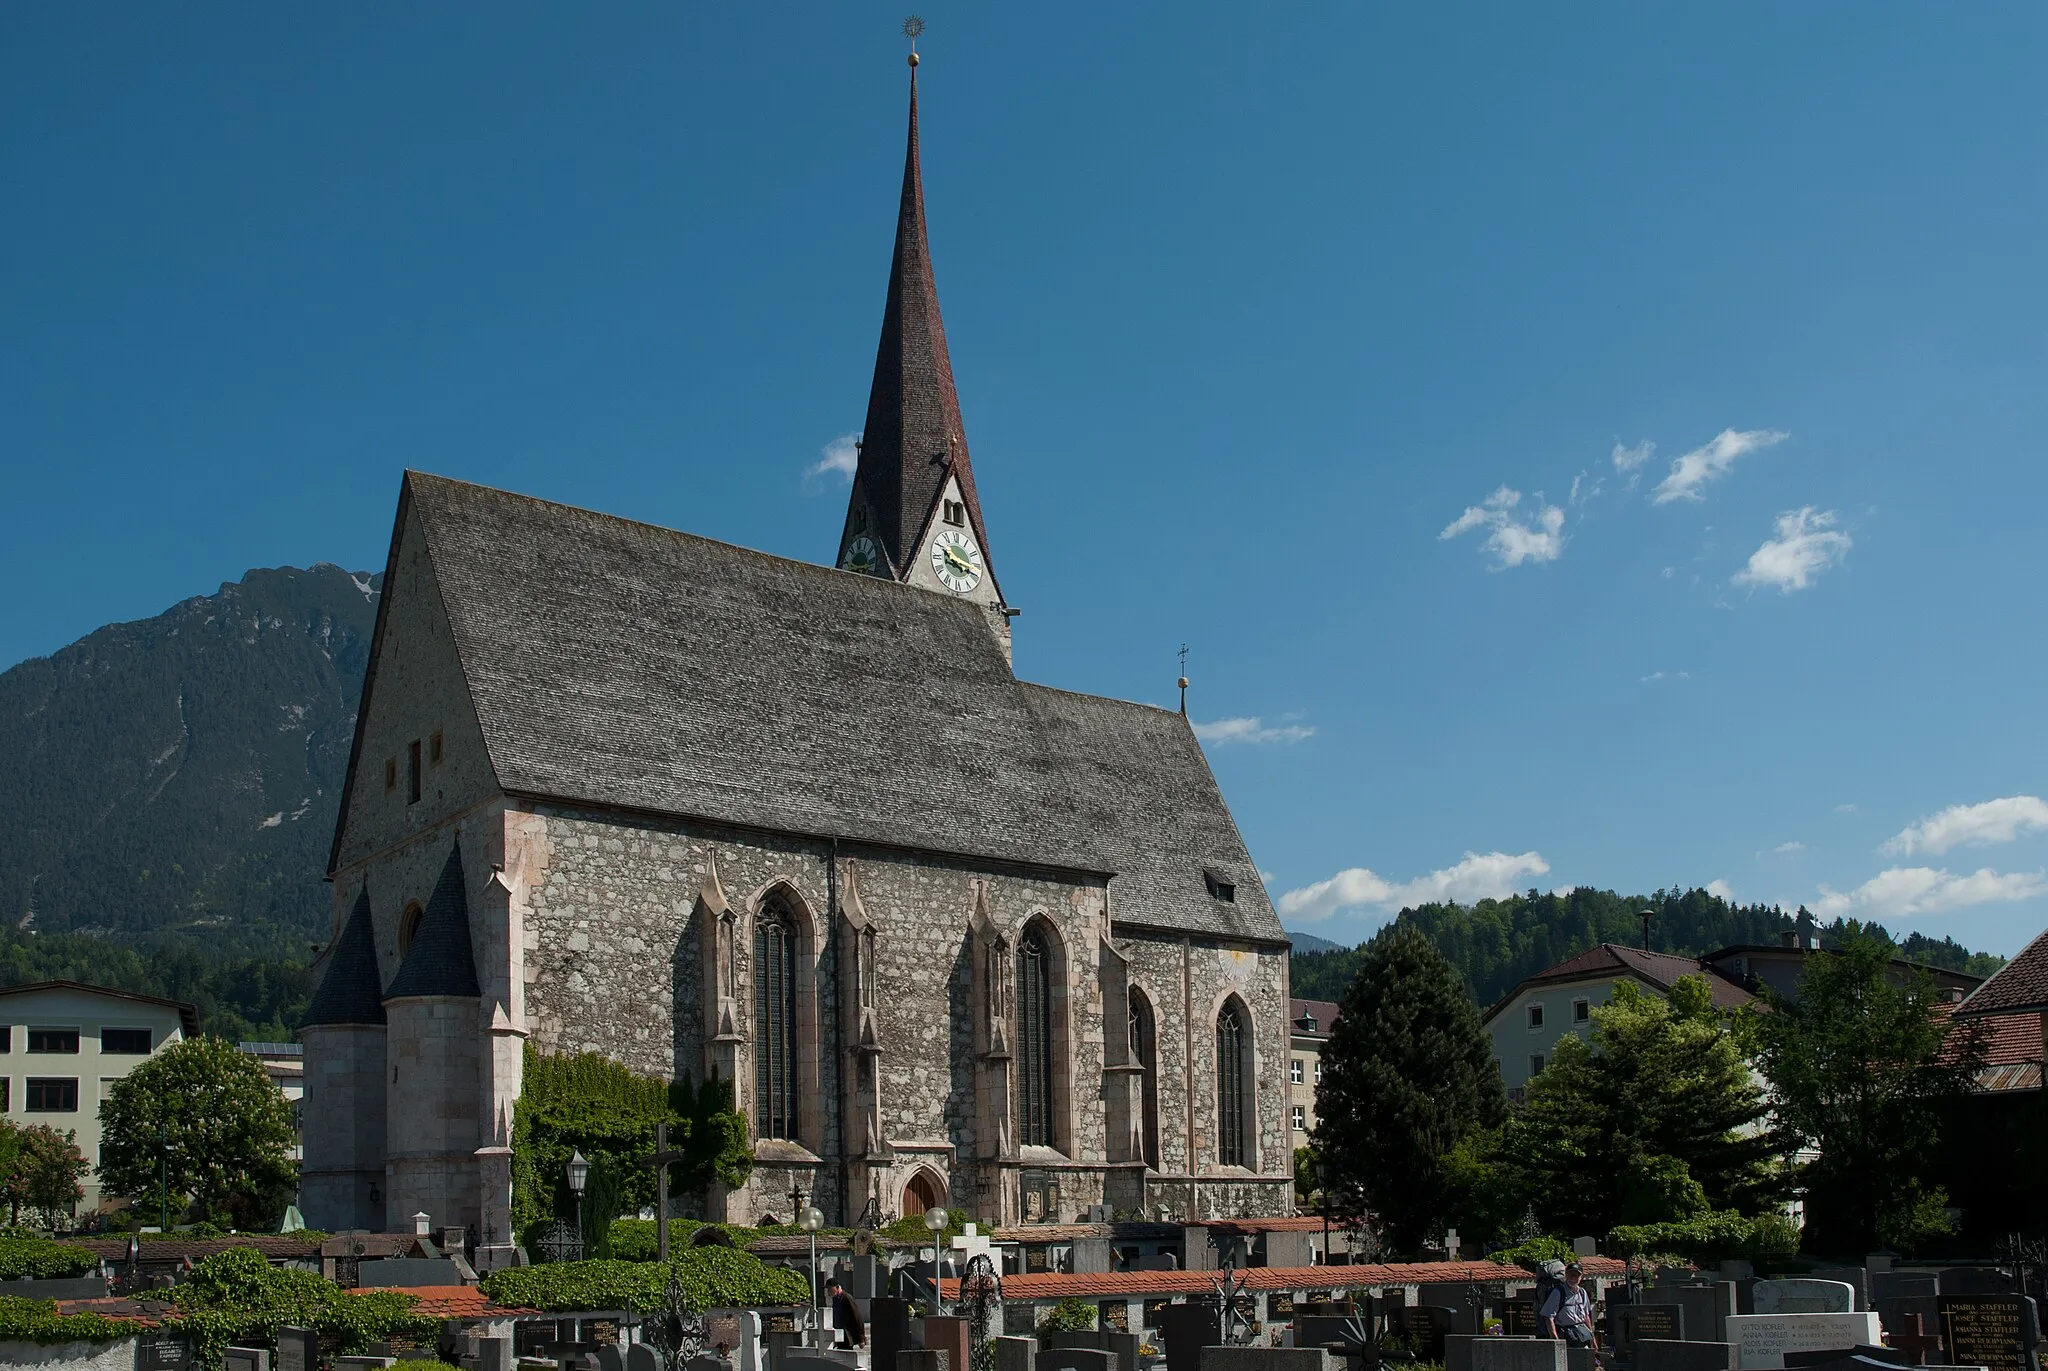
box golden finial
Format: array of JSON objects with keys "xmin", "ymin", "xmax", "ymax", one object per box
[{"xmin": 904, "ymin": 15, "xmax": 924, "ymax": 66}]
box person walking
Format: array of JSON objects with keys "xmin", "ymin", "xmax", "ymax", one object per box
[
  {"xmin": 1540, "ymin": 1262, "xmax": 1597, "ymax": 1351},
  {"xmin": 825, "ymin": 1277, "xmax": 866, "ymax": 1363}
]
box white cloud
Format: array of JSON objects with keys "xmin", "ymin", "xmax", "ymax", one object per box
[
  {"xmin": 1193, "ymin": 716, "xmax": 1315, "ymax": 746},
  {"xmin": 1835, "ymin": 803, "xmax": 1859, "ymax": 814},
  {"xmin": 1774, "ymin": 841, "xmax": 1806, "ymax": 855},
  {"xmin": 1732, "ymin": 507, "xmax": 1851, "ymax": 593},
  {"xmin": 1882, "ymin": 795, "xmax": 2048, "ymax": 857},
  {"xmin": 804, "ymin": 432, "xmax": 860, "ymax": 484},
  {"xmin": 1439, "ymin": 486, "xmax": 1565, "ymax": 568},
  {"xmin": 1705, "ymin": 879, "xmax": 1735, "ymax": 901},
  {"xmin": 1815, "ymin": 865, "xmax": 2048, "ymax": 919},
  {"xmin": 1613, "ymin": 440, "xmax": 1655, "ymax": 479},
  {"xmin": 1278, "ymin": 851, "xmax": 1551, "ymax": 923},
  {"xmin": 1640, "ymin": 670, "xmax": 1691, "ymax": 684},
  {"xmin": 1652, "ymin": 428, "xmax": 1788, "ymax": 504}
]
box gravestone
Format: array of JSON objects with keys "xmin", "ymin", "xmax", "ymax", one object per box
[
  {"xmin": 476, "ymin": 1337, "xmax": 515, "ymax": 1371},
  {"xmin": 1639, "ymin": 1342, "xmax": 1737, "ymax": 1371},
  {"xmin": 1613, "ymin": 1305, "xmax": 1688, "ymax": 1363},
  {"xmin": 1881, "ymin": 1295, "xmax": 1946, "ymax": 1347},
  {"xmin": 1504, "ymin": 1300, "xmax": 1542, "ymax": 1337},
  {"xmin": 1783, "ymin": 1347, "xmax": 1904, "ymax": 1368},
  {"xmin": 626, "ymin": 1347, "xmax": 661, "ymax": 1371},
  {"xmin": 993, "ymin": 1337, "xmax": 1036, "ymax": 1371},
  {"xmin": 1297, "ymin": 1315, "xmax": 1369, "ymax": 1353},
  {"xmin": 924, "ymin": 1316, "xmax": 971, "ymax": 1371},
  {"xmin": 1939, "ymin": 1295, "xmax": 2040, "ymax": 1371},
  {"xmin": 895, "ymin": 1354, "xmax": 948, "ymax": 1371},
  {"xmin": 870, "ymin": 1297, "xmax": 912, "ymax": 1371},
  {"xmin": 225, "ymin": 1352, "xmax": 271, "ymax": 1371},
  {"xmin": 277, "ymin": 1327, "xmax": 319, "ymax": 1371},
  {"xmin": 1446, "ymin": 1333, "xmax": 1485, "ymax": 1371},
  {"xmin": 1755, "ymin": 1284, "xmax": 1858, "ymax": 1316},
  {"xmin": 1470, "ymin": 1341, "xmax": 1567, "ymax": 1371},
  {"xmin": 1876, "ymin": 1276, "xmax": 1941, "ymax": 1305},
  {"xmin": 1103, "ymin": 1331, "xmax": 1140, "ymax": 1371},
  {"xmin": 681, "ymin": 1358, "xmax": 733, "ymax": 1371},
  {"xmin": 1160, "ymin": 1305, "xmax": 1222, "ymax": 1371},
  {"xmin": 1882, "ymin": 1314, "xmax": 1947, "ymax": 1366},
  {"xmin": 1812, "ymin": 1272, "xmax": 1871, "ymax": 1313},
  {"xmin": 1040, "ymin": 1351, "xmax": 1115, "ymax": 1371},
  {"xmin": 1663, "ymin": 1285, "xmax": 1738, "ymax": 1345},
  {"xmin": 782, "ymin": 1357, "xmax": 859, "ymax": 1371},
  {"xmin": 596, "ymin": 1347, "xmax": 625, "ymax": 1371},
  {"xmin": 1725, "ymin": 1313, "xmax": 1885, "ymax": 1369},
  {"xmin": 1570, "ymin": 1349, "xmax": 1599, "ymax": 1371},
  {"xmin": 1944, "ymin": 1273, "xmax": 2018, "ymax": 1297},
  {"xmin": 1199, "ymin": 1350, "xmax": 1331, "ymax": 1370},
  {"xmin": 761, "ymin": 1329, "xmax": 801, "ymax": 1368},
  {"xmin": 1403, "ymin": 1306, "xmax": 1458, "ymax": 1362}
]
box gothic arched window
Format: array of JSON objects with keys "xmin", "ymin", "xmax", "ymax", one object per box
[
  {"xmin": 1129, "ymin": 987, "xmax": 1160, "ymax": 1168},
  {"xmin": 1017, "ymin": 926, "xmax": 1056, "ymax": 1148},
  {"xmin": 754, "ymin": 901, "xmax": 801, "ymax": 1141},
  {"xmin": 1216, "ymin": 1000, "xmax": 1250, "ymax": 1168}
]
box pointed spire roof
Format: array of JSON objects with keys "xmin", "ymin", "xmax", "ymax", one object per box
[
  {"xmin": 852, "ymin": 59, "xmax": 996, "ymax": 583},
  {"xmin": 384, "ymin": 841, "xmax": 482, "ymax": 1000},
  {"xmin": 303, "ymin": 889, "xmax": 387, "ymax": 1027}
]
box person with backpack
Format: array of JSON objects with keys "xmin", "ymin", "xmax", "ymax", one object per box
[{"xmin": 1539, "ymin": 1261, "xmax": 1596, "ymax": 1349}]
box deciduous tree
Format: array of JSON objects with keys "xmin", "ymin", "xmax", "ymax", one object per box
[{"xmin": 98, "ymin": 1036, "xmax": 298, "ymax": 1228}]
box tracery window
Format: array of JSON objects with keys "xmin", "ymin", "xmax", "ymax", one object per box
[
  {"xmin": 1017, "ymin": 926, "xmax": 1056, "ymax": 1148},
  {"xmin": 1129, "ymin": 988, "xmax": 1160, "ymax": 1168},
  {"xmin": 754, "ymin": 901, "xmax": 801, "ymax": 1141},
  {"xmin": 1216, "ymin": 1000, "xmax": 1250, "ymax": 1168}
]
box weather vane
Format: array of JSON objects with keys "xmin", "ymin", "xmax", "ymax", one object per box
[
  {"xmin": 903, "ymin": 15, "xmax": 924, "ymax": 53},
  {"xmin": 1178, "ymin": 644, "xmax": 1190, "ymax": 716}
]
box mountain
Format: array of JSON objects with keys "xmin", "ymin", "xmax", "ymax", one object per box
[
  {"xmin": 1288, "ymin": 887, "xmax": 2008, "ymax": 1007},
  {"xmin": 1287, "ymin": 930, "xmax": 1343, "ymax": 954},
  {"xmin": 0, "ymin": 565, "xmax": 379, "ymax": 955}
]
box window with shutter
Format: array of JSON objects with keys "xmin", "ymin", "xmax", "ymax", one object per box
[
  {"xmin": 754, "ymin": 902, "xmax": 801, "ymax": 1141},
  {"xmin": 1017, "ymin": 928, "xmax": 1055, "ymax": 1148}
]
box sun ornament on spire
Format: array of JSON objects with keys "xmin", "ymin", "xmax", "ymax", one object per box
[{"xmin": 903, "ymin": 15, "xmax": 924, "ymax": 65}]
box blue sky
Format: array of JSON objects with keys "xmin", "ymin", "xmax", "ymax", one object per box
[{"xmin": 5, "ymin": 5, "xmax": 2047, "ymax": 955}]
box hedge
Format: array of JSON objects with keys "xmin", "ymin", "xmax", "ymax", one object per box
[
  {"xmin": 479, "ymin": 1249, "xmax": 809, "ymax": 1312},
  {"xmin": 1607, "ymin": 1211, "xmax": 1799, "ymax": 1265},
  {"xmin": 166, "ymin": 1248, "xmax": 439, "ymax": 1368},
  {"xmin": 0, "ymin": 1295, "xmax": 133, "ymax": 1345},
  {"xmin": 0, "ymin": 1237, "xmax": 101, "ymax": 1281}
]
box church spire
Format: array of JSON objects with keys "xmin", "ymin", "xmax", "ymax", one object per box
[{"xmin": 838, "ymin": 51, "xmax": 1003, "ymax": 620}]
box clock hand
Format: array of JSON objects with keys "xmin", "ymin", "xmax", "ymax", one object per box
[{"xmin": 944, "ymin": 547, "xmax": 974, "ymax": 573}]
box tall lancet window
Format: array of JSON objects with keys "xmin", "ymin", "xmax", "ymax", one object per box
[
  {"xmin": 754, "ymin": 901, "xmax": 801, "ymax": 1141},
  {"xmin": 1130, "ymin": 989, "xmax": 1160, "ymax": 1168},
  {"xmin": 1017, "ymin": 927, "xmax": 1056, "ymax": 1148},
  {"xmin": 1216, "ymin": 1001, "xmax": 1250, "ymax": 1167}
]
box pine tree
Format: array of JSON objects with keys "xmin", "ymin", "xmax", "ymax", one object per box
[{"xmin": 1314, "ymin": 923, "xmax": 1505, "ymax": 1250}]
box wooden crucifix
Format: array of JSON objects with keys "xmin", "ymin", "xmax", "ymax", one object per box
[{"xmin": 638, "ymin": 1122, "xmax": 693, "ymax": 1264}]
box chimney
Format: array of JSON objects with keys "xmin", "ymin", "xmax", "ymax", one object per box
[{"xmin": 413, "ymin": 1210, "xmax": 432, "ymax": 1237}]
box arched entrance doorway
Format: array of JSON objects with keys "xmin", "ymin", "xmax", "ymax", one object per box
[{"xmin": 902, "ymin": 1168, "xmax": 947, "ymax": 1220}]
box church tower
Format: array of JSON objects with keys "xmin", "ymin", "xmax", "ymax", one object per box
[{"xmin": 836, "ymin": 53, "xmax": 1014, "ymax": 660}]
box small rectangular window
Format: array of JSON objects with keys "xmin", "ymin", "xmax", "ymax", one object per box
[
  {"xmin": 1530, "ymin": 1054, "xmax": 1547, "ymax": 1076},
  {"xmin": 25, "ymin": 1078, "xmax": 77, "ymax": 1112},
  {"xmin": 1291, "ymin": 1105, "xmax": 1306, "ymax": 1132},
  {"xmin": 385, "ymin": 757, "xmax": 397, "ymax": 793},
  {"xmin": 101, "ymin": 1028, "xmax": 152, "ymax": 1055},
  {"xmin": 429, "ymin": 730, "xmax": 444, "ymax": 766},
  {"xmin": 944, "ymin": 500, "xmax": 966, "ymax": 526},
  {"xmin": 1204, "ymin": 872, "xmax": 1236, "ymax": 902},
  {"xmin": 1527, "ymin": 1004, "xmax": 1544, "ymax": 1030},
  {"xmin": 0, "ymin": 1079, "xmax": 8, "ymax": 1110},
  {"xmin": 1313, "ymin": 1059, "xmax": 1323, "ymax": 1085},
  {"xmin": 1572, "ymin": 999, "xmax": 1590, "ymax": 1023},
  {"xmin": 0, "ymin": 1025, "xmax": 10, "ymax": 1053},
  {"xmin": 28, "ymin": 1029, "xmax": 79, "ymax": 1054},
  {"xmin": 407, "ymin": 739, "xmax": 422, "ymax": 804},
  {"xmin": 1289, "ymin": 1059, "xmax": 1304, "ymax": 1085}
]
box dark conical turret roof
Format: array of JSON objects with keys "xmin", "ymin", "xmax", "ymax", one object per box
[
  {"xmin": 384, "ymin": 841, "xmax": 482, "ymax": 1000},
  {"xmin": 303, "ymin": 888, "xmax": 387, "ymax": 1027},
  {"xmin": 850, "ymin": 60, "xmax": 996, "ymax": 586}
]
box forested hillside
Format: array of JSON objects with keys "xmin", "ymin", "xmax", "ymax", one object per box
[
  {"xmin": 0, "ymin": 564, "xmax": 378, "ymax": 956},
  {"xmin": 1288, "ymin": 886, "xmax": 2007, "ymax": 1007}
]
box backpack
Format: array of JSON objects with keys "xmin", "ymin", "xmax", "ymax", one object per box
[{"xmin": 1532, "ymin": 1260, "xmax": 1568, "ymax": 1317}]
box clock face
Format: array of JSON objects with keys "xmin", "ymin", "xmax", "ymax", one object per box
[
  {"xmin": 930, "ymin": 528, "xmax": 984, "ymax": 593},
  {"xmin": 841, "ymin": 534, "xmax": 881, "ymax": 576}
]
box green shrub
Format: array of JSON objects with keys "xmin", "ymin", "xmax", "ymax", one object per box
[
  {"xmin": 877, "ymin": 1208, "xmax": 979, "ymax": 1246},
  {"xmin": 479, "ymin": 1248, "xmax": 809, "ymax": 1313},
  {"xmin": 166, "ymin": 1247, "xmax": 438, "ymax": 1368},
  {"xmin": 1607, "ymin": 1210, "xmax": 1799, "ymax": 1265},
  {"xmin": 0, "ymin": 1295, "xmax": 132, "ymax": 1345},
  {"xmin": 1037, "ymin": 1297, "xmax": 1097, "ymax": 1334},
  {"xmin": 0, "ymin": 1237, "xmax": 100, "ymax": 1281},
  {"xmin": 1484, "ymin": 1235, "xmax": 1575, "ymax": 1267}
]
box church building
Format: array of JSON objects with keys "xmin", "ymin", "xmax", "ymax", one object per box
[{"xmin": 299, "ymin": 58, "xmax": 1293, "ymax": 1259}]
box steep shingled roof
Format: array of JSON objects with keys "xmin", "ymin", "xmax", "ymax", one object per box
[
  {"xmin": 852, "ymin": 64, "xmax": 997, "ymax": 591},
  {"xmin": 1956, "ymin": 925, "xmax": 2048, "ymax": 1018},
  {"xmin": 383, "ymin": 841, "xmax": 482, "ymax": 999},
  {"xmin": 386, "ymin": 472, "xmax": 1280, "ymax": 944},
  {"xmin": 302, "ymin": 888, "xmax": 386, "ymax": 1026}
]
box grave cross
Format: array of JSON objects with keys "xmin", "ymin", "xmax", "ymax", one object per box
[
  {"xmin": 1887, "ymin": 1313, "xmax": 1946, "ymax": 1366},
  {"xmin": 950, "ymin": 1223, "xmax": 993, "ymax": 1270},
  {"xmin": 635, "ymin": 1123, "xmax": 694, "ymax": 1264}
]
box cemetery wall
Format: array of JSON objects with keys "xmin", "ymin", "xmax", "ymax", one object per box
[{"xmin": 0, "ymin": 1340, "xmax": 141, "ymax": 1371}]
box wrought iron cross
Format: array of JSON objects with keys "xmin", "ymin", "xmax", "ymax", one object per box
[{"xmin": 637, "ymin": 1122, "xmax": 693, "ymax": 1263}]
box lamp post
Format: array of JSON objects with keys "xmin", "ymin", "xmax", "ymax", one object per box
[
  {"xmin": 566, "ymin": 1151, "xmax": 590, "ymax": 1260},
  {"xmin": 923, "ymin": 1204, "xmax": 949, "ymax": 1316},
  {"xmin": 154, "ymin": 1126, "xmax": 171, "ymax": 1231},
  {"xmin": 801, "ymin": 1206, "xmax": 825, "ymax": 1334}
]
